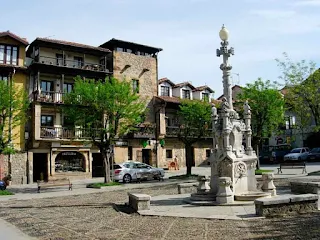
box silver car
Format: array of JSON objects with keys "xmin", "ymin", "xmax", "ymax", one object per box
[
  {"xmin": 112, "ymin": 161, "xmax": 165, "ymax": 183},
  {"xmin": 284, "ymin": 147, "xmax": 310, "ymax": 161}
]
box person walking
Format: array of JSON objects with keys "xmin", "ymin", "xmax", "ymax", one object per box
[{"xmin": 174, "ymin": 156, "xmax": 179, "ymax": 170}]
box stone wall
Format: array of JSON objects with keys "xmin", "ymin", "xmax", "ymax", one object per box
[
  {"xmin": 158, "ymin": 139, "xmax": 212, "ymax": 168},
  {"xmin": 3, "ymin": 153, "xmax": 28, "ymax": 185},
  {"xmin": 113, "ymin": 51, "xmax": 158, "ymax": 123}
]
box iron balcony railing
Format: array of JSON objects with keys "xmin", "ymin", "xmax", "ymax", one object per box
[
  {"xmin": 36, "ymin": 56, "xmax": 108, "ymax": 72},
  {"xmin": 40, "ymin": 126, "xmax": 100, "ymax": 140}
]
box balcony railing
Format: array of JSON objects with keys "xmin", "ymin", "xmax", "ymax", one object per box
[
  {"xmin": 166, "ymin": 126, "xmax": 180, "ymax": 137},
  {"xmin": 36, "ymin": 56, "xmax": 108, "ymax": 72},
  {"xmin": 34, "ymin": 91, "xmax": 65, "ymax": 103},
  {"xmin": 132, "ymin": 126, "xmax": 155, "ymax": 138},
  {"xmin": 40, "ymin": 126, "xmax": 99, "ymax": 139}
]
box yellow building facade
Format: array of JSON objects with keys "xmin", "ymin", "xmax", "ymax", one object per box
[{"xmin": 0, "ymin": 31, "xmax": 29, "ymax": 183}]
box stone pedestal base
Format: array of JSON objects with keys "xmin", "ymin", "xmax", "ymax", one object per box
[{"xmin": 216, "ymin": 177, "xmax": 234, "ymax": 204}]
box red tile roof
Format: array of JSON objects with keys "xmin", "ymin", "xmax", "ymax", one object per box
[
  {"xmin": 155, "ymin": 96, "xmax": 181, "ymax": 104},
  {"xmin": 193, "ymin": 85, "xmax": 214, "ymax": 93},
  {"xmin": 34, "ymin": 38, "xmax": 111, "ymax": 53},
  {"xmin": 158, "ymin": 77, "xmax": 175, "ymax": 86},
  {"xmin": 0, "ymin": 31, "xmax": 28, "ymax": 45},
  {"xmin": 173, "ymin": 82, "xmax": 195, "ymax": 89}
]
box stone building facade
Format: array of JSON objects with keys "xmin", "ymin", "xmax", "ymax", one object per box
[
  {"xmin": 154, "ymin": 78, "xmax": 214, "ymax": 168},
  {"xmin": 100, "ymin": 39, "xmax": 162, "ymax": 166}
]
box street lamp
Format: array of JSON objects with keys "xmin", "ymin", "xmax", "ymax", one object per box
[
  {"xmin": 219, "ymin": 24, "xmax": 229, "ymax": 41},
  {"xmin": 216, "ymin": 24, "xmax": 234, "ymax": 110}
]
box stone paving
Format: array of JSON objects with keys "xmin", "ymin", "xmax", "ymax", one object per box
[{"xmin": 1, "ymin": 183, "xmax": 320, "ymax": 239}]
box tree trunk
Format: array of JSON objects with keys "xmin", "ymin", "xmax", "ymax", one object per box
[
  {"xmin": 101, "ymin": 150, "xmax": 111, "ymax": 183},
  {"xmin": 185, "ymin": 143, "xmax": 193, "ymax": 176}
]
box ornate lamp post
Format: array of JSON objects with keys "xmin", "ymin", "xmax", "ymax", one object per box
[{"xmin": 216, "ymin": 25, "xmax": 234, "ymax": 110}]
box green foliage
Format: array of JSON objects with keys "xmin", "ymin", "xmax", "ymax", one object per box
[
  {"xmin": 64, "ymin": 76, "xmax": 146, "ymax": 143},
  {"xmin": 0, "ymin": 79, "xmax": 29, "ymax": 154},
  {"xmin": 0, "ymin": 190, "xmax": 14, "ymax": 196},
  {"xmin": 63, "ymin": 76, "xmax": 145, "ymax": 182},
  {"xmin": 237, "ymin": 78, "xmax": 285, "ymax": 148},
  {"xmin": 177, "ymin": 99, "xmax": 212, "ymax": 175},
  {"xmin": 168, "ymin": 174, "xmax": 199, "ymax": 179},
  {"xmin": 276, "ymin": 53, "xmax": 320, "ymax": 130},
  {"xmin": 177, "ymin": 99, "xmax": 212, "ymax": 144},
  {"xmin": 87, "ymin": 182, "xmax": 122, "ymax": 188},
  {"xmin": 255, "ymin": 169, "xmax": 273, "ymax": 175}
]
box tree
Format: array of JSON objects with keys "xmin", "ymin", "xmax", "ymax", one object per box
[
  {"xmin": 0, "ymin": 79, "xmax": 29, "ymax": 154},
  {"xmin": 276, "ymin": 53, "xmax": 320, "ymax": 130},
  {"xmin": 177, "ymin": 99, "xmax": 212, "ymax": 175},
  {"xmin": 64, "ymin": 76, "xmax": 145, "ymax": 183},
  {"xmin": 237, "ymin": 78, "xmax": 285, "ymax": 151}
]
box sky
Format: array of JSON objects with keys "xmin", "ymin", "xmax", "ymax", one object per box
[{"xmin": 2, "ymin": 0, "xmax": 320, "ymax": 97}]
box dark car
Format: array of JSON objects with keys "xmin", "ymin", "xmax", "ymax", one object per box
[
  {"xmin": 259, "ymin": 144, "xmax": 292, "ymax": 164},
  {"xmin": 271, "ymin": 144, "xmax": 292, "ymax": 163},
  {"xmin": 307, "ymin": 148, "xmax": 320, "ymax": 161}
]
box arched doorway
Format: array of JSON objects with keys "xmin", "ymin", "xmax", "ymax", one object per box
[{"xmin": 55, "ymin": 151, "xmax": 85, "ymax": 173}]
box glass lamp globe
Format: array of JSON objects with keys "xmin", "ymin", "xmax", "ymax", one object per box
[{"xmin": 219, "ymin": 25, "xmax": 229, "ymax": 41}]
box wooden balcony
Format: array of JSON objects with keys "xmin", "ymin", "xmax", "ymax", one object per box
[
  {"xmin": 34, "ymin": 56, "xmax": 109, "ymax": 72},
  {"xmin": 165, "ymin": 126, "xmax": 213, "ymax": 138},
  {"xmin": 40, "ymin": 126, "xmax": 98, "ymax": 140},
  {"xmin": 130, "ymin": 126, "xmax": 156, "ymax": 139},
  {"xmin": 34, "ymin": 91, "xmax": 65, "ymax": 104}
]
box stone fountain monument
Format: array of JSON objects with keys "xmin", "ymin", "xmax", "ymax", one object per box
[{"xmin": 190, "ymin": 25, "xmax": 270, "ymax": 204}]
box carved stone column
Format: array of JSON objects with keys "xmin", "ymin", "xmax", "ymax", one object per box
[
  {"xmin": 196, "ymin": 176, "xmax": 210, "ymax": 193},
  {"xmin": 261, "ymin": 173, "xmax": 276, "ymax": 196}
]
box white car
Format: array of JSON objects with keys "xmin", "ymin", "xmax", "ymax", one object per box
[
  {"xmin": 284, "ymin": 147, "xmax": 310, "ymax": 161},
  {"xmin": 112, "ymin": 161, "xmax": 165, "ymax": 183}
]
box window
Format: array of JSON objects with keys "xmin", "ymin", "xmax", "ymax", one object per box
[
  {"xmin": 116, "ymin": 47, "xmax": 123, "ymax": 52},
  {"xmin": 41, "ymin": 115, "xmax": 54, "ymax": 126},
  {"xmin": 202, "ymin": 93, "xmax": 209, "ymax": 102},
  {"xmin": 182, "ymin": 89, "xmax": 190, "ymax": 99},
  {"xmin": 126, "ymin": 48, "xmax": 132, "ymax": 53},
  {"xmin": 161, "ymin": 86, "xmax": 170, "ymax": 96},
  {"xmin": 132, "ymin": 79, "xmax": 139, "ymax": 93},
  {"xmin": 55, "ymin": 151, "xmax": 85, "ymax": 172},
  {"xmin": 74, "ymin": 56, "xmax": 83, "ymax": 68},
  {"xmin": 63, "ymin": 83, "xmax": 73, "ymax": 93},
  {"xmin": 41, "ymin": 81, "xmax": 53, "ymax": 93},
  {"xmin": 206, "ymin": 149, "xmax": 211, "ymax": 158},
  {"xmin": 166, "ymin": 150, "xmax": 173, "ymax": 159},
  {"xmin": 0, "ymin": 74, "xmax": 8, "ymax": 82},
  {"xmin": 128, "ymin": 146, "xmax": 133, "ymax": 160},
  {"xmin": 56, "ymin": 53, "xmax": 64, "ymax": 65},
  {"xmin": 0, "ymin": 45, "xmax": 18, "ymax": 65}
]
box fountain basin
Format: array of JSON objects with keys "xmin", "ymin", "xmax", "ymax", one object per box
[{"xmin": 234, "ymin": 191, "xmax": 271, "ymax": 201}]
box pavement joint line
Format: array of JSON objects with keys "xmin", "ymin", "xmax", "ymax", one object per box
[
  {"xmin": 28, "ymin": 212, "xmax": 84, "ymax": 237},
  {"xmin": 161, "ymin": 219, "xmax": 177, "ymax": 240},
  {"xmin": 87, "ymin": 215, "xmax": 124, "ymax": 238},
  {"xmin": 119, "ymin": 216, "xmax": 148, "ymax": 240},
  {"xmin": 204, "ymin": 222, "xmax": 208, "ymax": 240}
]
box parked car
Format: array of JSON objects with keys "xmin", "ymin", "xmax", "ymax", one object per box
[
  {"xmin": 112, "ymin": 161, "xmax": 165, "ymax": 183},
  {"xmin": 307, "ymin": 148, "xmax": 320, "ymax": 161},
  {"xmin": 266, "ymin": 144, "xmax": 292, "ymax": 163},
  {"xmin": 283, "ymin": 147, "xmax": 310, "ymax": 161}
]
